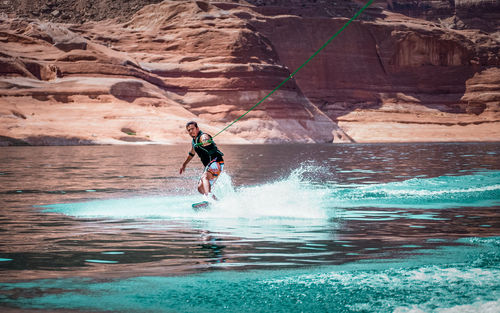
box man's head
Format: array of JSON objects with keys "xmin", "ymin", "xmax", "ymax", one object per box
[{"xmin": 186, "ymin": 121, "xmax": 199, "ymax": 138}]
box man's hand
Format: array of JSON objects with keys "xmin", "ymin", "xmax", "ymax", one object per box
[{"xmin": 180, "ymin": 152, "xmax": 194, "ymax": 174}]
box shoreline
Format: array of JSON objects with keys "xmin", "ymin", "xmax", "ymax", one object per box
[{"xmin": 1, "ymin": 136, "xmax": 499, "ymax": 147}]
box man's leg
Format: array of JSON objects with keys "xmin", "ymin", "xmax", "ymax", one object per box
[{"xmin": 198, "ymin": 171, "xmax": 214, "ymax": 195}]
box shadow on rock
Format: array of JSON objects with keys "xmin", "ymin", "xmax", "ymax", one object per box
[{"xmin": 110, "ymin": 81, "xmax": 152, "ymax": 103}]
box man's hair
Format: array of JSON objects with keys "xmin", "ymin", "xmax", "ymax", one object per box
[{"xmin": 186, "ymin": 121, "xmax": 198, "ymax": 128}]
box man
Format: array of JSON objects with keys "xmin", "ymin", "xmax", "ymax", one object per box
[{"xmin": 179, "ymin": 121, "xmax": 224, "ymax": 201}]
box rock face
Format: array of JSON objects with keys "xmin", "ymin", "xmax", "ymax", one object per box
[
  {"xmin": 0, "ymin": 0, "xmax": 498, "ymax": 145},
  {"xmin": 385, "ymin": 0, "xmax": 500, "ymax": 32}
]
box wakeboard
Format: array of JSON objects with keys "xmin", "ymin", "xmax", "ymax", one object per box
[{"xmin": 192, "ymin": 200, "xmax": 210, "ymax": 210}]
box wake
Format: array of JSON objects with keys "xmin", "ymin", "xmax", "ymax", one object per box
[{"xmin": 41, "ymin": 169, "xmax": 500, "ymax": 220}]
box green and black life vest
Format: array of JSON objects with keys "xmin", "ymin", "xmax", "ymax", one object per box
[{"xmin": 192, "ymin": 131, "xmax": 224, "ymax": 167}]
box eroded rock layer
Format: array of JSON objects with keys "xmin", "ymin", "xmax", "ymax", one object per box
[{"xmin": 0, "ymin": 0, "xmax": 498, "ymax": 145}]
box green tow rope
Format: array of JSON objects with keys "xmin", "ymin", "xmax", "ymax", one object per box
[{"xmin": 196, "ymin": 0, "xmax": 374, "ymax": 146}]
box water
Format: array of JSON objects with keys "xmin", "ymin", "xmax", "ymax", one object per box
[{"xmin": 0, "ymin": 143, "xmax": 499, "ymax": 312}]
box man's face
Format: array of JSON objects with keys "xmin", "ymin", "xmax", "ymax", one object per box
[{"xmin": 186, "ymin": 124, "xmax": 199, "ymax": 138}]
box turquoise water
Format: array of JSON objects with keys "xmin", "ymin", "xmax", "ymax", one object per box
[
  {"xmin": 1, "ymin": 237, "xmax": 499, "ymax": 313},
  {"xmin": 0, "ymin": 237, "xmax": 499, "ymax": 312},
  {"xmin": 0, "ymin": 143, "xmax": 499, "ymax": 312},
  {"xmin": 39, "ymin": 169, "xmax": 499, "ymax": 242}
]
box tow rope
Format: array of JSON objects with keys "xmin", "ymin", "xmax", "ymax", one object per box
[{"xmin": 196, "ymin": 0, "xmax": 374, "ymax": 146}]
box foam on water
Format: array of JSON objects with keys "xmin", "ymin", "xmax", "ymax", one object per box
[
  {"xmin": 394, "ymin": 299, "xmax": 500, "ymax": 313},
  {"xmin": 207, "ymin": 169, "xmax": 328, "ymax": 219},
  {"xmin": 41, "ymin": 168, "xmax": 329, "ymax": 220},
  {"xmin": 41, "ymin": 168, "xmax": 332, "ymax": 241},
  {"xmin": 42, "ymin": 169, "xmax": 500, "ymax": 220},
  {"xmin": 330, "ymin": 170, "xmax": 500, "ymax": 209},
  {"xmin": 38, "ymin": 169, "xmax": 500, "ymax": 242}
]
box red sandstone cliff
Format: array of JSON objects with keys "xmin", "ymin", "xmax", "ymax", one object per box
[{"xmin": 0, "ymin": 0, "xmax": 498, "ymax": 145}]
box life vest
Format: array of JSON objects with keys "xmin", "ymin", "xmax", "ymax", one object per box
[{"xmin": 192, "ymin": 131, "xmax": 224, "ymax": 167}]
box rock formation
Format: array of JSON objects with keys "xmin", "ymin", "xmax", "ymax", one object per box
[{"xmin": 0, "ymin": 0, "xmax": 498, "ymax": 145}]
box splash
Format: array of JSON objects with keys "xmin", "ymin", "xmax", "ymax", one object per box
[
  {"xmin": 41, "ymin": 169, "xmax": 500, "ymax": 220},
  {"xmin": 206, "ymin": 168, "xmax": 328, "ymax": 219},
  {"xmin": 41, "ymin": 167, "xmax": 328, "ymax": 220},
  {"xmin": 41, "ymin": 168, "xmax": 332, "ymax": 241},
  {"xmin": 39, "ymin": 169, "xmax": 499, "ymax": 242}
]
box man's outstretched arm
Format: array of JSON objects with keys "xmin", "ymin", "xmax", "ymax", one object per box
[{"xmin": 179, "ymin": 147, "xmax": 195, "ymax": 174}]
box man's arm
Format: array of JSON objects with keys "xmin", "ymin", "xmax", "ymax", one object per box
[
  {"xmin": 200, "ymin": 133, "xmax": 212, "ymax": 146},
  {"xmin": 179, "ymin": 147, "xmax": 195, "ymax": 174}
]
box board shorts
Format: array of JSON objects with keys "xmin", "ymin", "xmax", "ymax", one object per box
[{"xmin": 205, "ymin": 160, "xmax": 224, "ymax": 186}]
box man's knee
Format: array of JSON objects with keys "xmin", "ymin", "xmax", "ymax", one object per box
[{"xmin": 204, "ymin": 171, "xmax": 214, "ymax": 180}]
